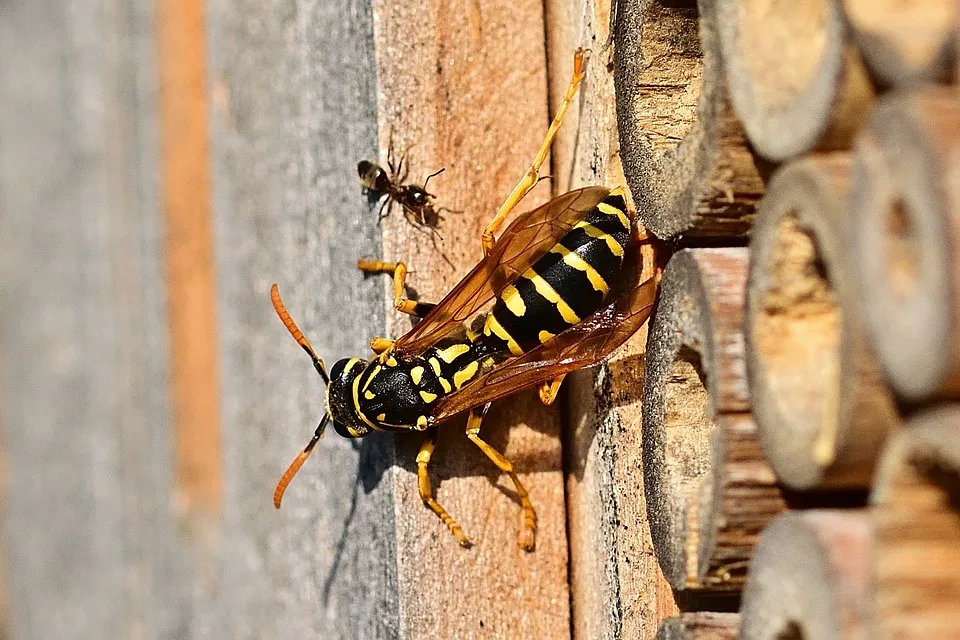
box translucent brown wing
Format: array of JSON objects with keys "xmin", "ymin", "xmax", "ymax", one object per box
[
  {"xmin": 393, "ymin": 187, "xmax": 611, "ymax": 357},
  {"xmin": 430, "ymin": 238, "xmax": 661, "ymax": 423}
]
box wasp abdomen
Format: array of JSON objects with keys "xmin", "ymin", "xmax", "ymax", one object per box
[{"xmin": 483, "ymin": 193, "xmax": 631, "ymax": 355}]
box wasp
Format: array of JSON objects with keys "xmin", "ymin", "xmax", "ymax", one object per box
[{"xmin": 272, "ymin": 49, "xmax": 661, "ymax": 551}]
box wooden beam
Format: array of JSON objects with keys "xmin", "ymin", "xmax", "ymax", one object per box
[
  {"xmin": 714, "ymin": 0, "xmax": 876, "ymax": 161},
  {"xmin": 745, "ymin": 154, "xmax": 899, "ymax": 489},
  {"xmin": 615, "ymin": 0, "xmax": 765, "ymax": 239},
  {"xmin": 657, "ymin": 612, "xmax": 740, "ymax": 640},
  {"xmin": 872, "ymin": 406, "xmax": 960, "ymax": 640}
]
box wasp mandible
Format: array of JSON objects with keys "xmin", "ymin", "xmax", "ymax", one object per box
[{"xmin": 272, "ymin": 49, "xmax": 661, "ymax": 551}]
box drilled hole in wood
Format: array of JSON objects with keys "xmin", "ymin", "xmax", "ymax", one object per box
[
  {"xmin": 664, "ymin": 347, "xmax": 714, "ymax": 564},
  {"xmin": 755, "ymin": 214, "xmax": 840, "ymax": 464},
  {"xmin": 633, "ymin": 2, "xmax": 704, "ymax": 153},
  {"xmin": 739, "ymin": 0, "xmax": 829, "ymax": 108},
  {"xmin": 775, "ymin": 620, "xmax": 805, "ymax": 640},
  {"xmin": 884, "ymin": 199, "xmax": 919, "ymax": 299}
]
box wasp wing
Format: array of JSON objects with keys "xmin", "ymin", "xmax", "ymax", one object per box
[
  {"xmin": 394, "ymin": 186, "xmax": 611, "ymax": 356},
  {"xmin": 431, "ymin": 239, "xmax": 661, "ymax": 423}
]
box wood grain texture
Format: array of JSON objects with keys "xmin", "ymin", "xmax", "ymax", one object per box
[
  {"xmin": 546, "ymin": 1, "xmax": 680, "ymax": 637},
  {"xmin": 656, "ymin": 612, "xmax": 740, "ymax": 640},
  {"xmin": 740, "ymin": 510, "xmax": 873, "ymax": 640},
  {"xmin": 643, "ymin": 248, "xmax": 785, "ymax": 593},
  {"xmin": 851, "ymin": 87, "xmax": 960, "ymax": 401},
  {"xmin": 714, "ymin": 0, "xmax": 876, "ymax": 161},
  {"xmin": 842, "ymin": 0, "xmax": 957, "ymax": 88},
  {"xmin": 871, "ymin": 406, "xmax": 960, "ymax": 640},
  {"xmin": 368, "ymin": 0, "xmax": 570, "ymax": 637},
  {"xmin": 158, "ymin": 0, "xmax": 223, "ymax": 520},
  {"xmin": 0, "ymin": 0, "xmax": 194, "ymax": 636},
  {"xmin": 615, "ymin": 0, "xmax": 765, "ymax": 239},
  {"xmin": 746, "ymin": 154, "xmax": 899, "ymax": 490},
  {"xmin": 205, "ymin": 0, "xmax": 399, "ymax": 637}
]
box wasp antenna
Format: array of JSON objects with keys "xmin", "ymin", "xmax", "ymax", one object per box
[
  {"xmin": 270, "ymin": 283, "xmax": 329, "ymax": 383},
  {"xmin": 274, "ymin": 414, "xmax": 330, "ymax": 508}
]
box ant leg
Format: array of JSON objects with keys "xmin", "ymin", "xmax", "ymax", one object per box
[
  {"xmin": 465, "ymin": 403, "xmax": 537, "ymax": 551},
  {"xmin": 357, "ymin": 258, "xmax": 437, "ymax": 318},
  {"xmin": 538, "ymin": 374, "xmax": 566, "ymax": 405},
  {"xmin": 376, "ymin": 197, "xmax": 392, "ymax": 224},
  {"xmin": 418, "ymin": 430, "xmax": 472, "ymax": 548},
  {"xmin": 481, "ymin": 48, "xmax": 586, "ymax": 256}
]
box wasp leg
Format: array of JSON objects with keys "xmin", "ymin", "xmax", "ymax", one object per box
[
  {"xmin": 418, "ymin": 429, "xmax": 472, "ymax": 548},
  {"xmin": 481, "ymin": 48, "xmax": 587, "ymax": 256},
  {"xmin": 369, "ymin": 337, "xmax": 394, "ymax": 354},
  {"xmin": 357, "ymin": 258, "xmax": 437, "ymax": 318},
  {"xmin": 538, "ymin": 374, "xmax": 566, "ymax": 405},
  {"xmin": 465, "ymin": 404, "xmax": 537, "ymax": 551}
]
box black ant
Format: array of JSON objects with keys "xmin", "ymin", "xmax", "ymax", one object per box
[{"xmin": 358, "ymin": 140, "xmax": 451, "ymax": 230}]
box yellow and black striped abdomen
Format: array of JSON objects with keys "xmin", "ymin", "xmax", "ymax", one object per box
[{"xmin": 483, "ymin": 193, "xmax": 632, "ymax": 355}]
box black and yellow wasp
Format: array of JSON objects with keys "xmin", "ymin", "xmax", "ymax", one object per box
[{"xmin": 271, "ymin": 50, "xmax": 661, "ymax": 551}]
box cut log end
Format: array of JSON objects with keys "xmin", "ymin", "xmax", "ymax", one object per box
[
  {"xmin": 872, "ymin": 406, "xmax": 960, "ymax": 640},
  {"xmin": 644, "ymin": 249, "xmax": 783, "ymax": 592},
  {"xmin": 747, "ymin": 155, "xmax": 898, "ymax": 489},
  {"xmin": 656, "ymin": 612, "xmax": 740, "ymax": 640},
  {"xmin": 852, "ymin": 88, "xmax": 960, "ymax": 400},
  {"xmin": 715, "ymin": 0, "xmax": 875, "ymax": 161},
  {"xmin": 740, "ymin": 511, "xmax": 873, "ymax": 640},
  {"xmin": 615, "ymin": 0, "xmax": 763, "ymax": 239}
]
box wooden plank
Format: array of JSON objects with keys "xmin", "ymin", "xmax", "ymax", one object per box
[
  {"xmin": 0, "ymin": 0, "xmax": 194, "ymax": 636},
  {"xmin": 545, "ymin": 1, "xmax": 679, "ymax": 637},
  {"xmin": 157, "ymin": 0, "xmax": 222, "ymax": 518},
  {"xmin": 204, "ymin": 0, "xmax": 400, "ymax": 636},
  {"xmin": 369, "ymin": 1, "xmax": 570, "ymax": 636}
]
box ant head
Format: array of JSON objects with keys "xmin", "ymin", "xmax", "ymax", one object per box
[{"xmin": 406, "ymin": 186, "xmax": 430, "ymax": 208}]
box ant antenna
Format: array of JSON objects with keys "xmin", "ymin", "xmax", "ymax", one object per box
[
  {"xmin": 270, "ymin": 284, "xmax": 329, "ymax": 383},
  {"xmin": 422, "ymin": 167, "xmax": 445, "ymax": 193},
  {"xmin": 274, "ymin": 413, "xmax": 331, "ymax": 508}
]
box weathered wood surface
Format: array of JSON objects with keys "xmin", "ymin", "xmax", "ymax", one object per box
[
  {"xmin": 546, "ymin": 1, "xmax": 680, "ymax": 637},
  {"xmin": 615, "ymin": 0, "xmax": 765, "ymax": 239},
  {"xmin": 740, "ymin": 511, "xmax": 873, "ymax": 640},
  {"xmin": 656, "ymin": 612, "xmax": 740, "ymax": 640},
  {"xmin": 643, "ymin": 248, "xmax": 785, "ymax": 593},
  {"xmin": 851, "ymin": 87, "xmax": 960, "ymax": 401},
  {"xmin": 746, "ymin": 154, "xmax": 898, "ymax": 490},
  {"xmin": 841, "ymin": 0, "xmax": 958, "ymax": 88},
  {"xmin": 872, "ymin": 406, "xmax": 960, "ymax": 640},
  {"xmin": 209, "ymin": 0, "xmax": 571, "ymax": 637},
  {"xmin": 0, "ymin": 0, "xmax": 195, "ymax": 637},
  {"xmin": 714, "ymin": 0, "xmax": 876, "ymax": 161}
]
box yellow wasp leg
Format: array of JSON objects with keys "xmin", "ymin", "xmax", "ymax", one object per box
[
  {"xmin": 465, "ymin": 404, "xmax": 538, "ymax": 551},
  {"xmin": 369, "ymin": 337, "xmax": 394, "ymax": 354},
  {"xmin": 481, "ymin": 48, "xmax": 587, "ymax": 256},
  {"xmin": 357, "ymin": 258, "xmax": 436, "ymax": 318},
  {"xmin": 538, "ymin": 374, "xmax": 566, "ymax": 405},
  {"xmin": 417, "ymin": 431, "xmax": 472, "ymax": 548}
]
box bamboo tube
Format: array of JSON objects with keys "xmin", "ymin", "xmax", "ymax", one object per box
[
  {"xmin": 851, "ymin": 88, "xmax": 960, "ymax": 401},
  {"xmin": 643, "ymin": 248, "xmax": 786, "ymax": 592},
  {"xmin": 745, "ymin": 154, "xmax": 899, "ymax": 490},
  {"xmin": 872, "ymin": 406, "xmax": 960, "ymax": 640},
  {"xmin": 614, "ymin": 0, "xmax": 764, "ymax": 239},
  {"xmin": 841, "ymin": 0, "xmax": 957, "ymax": 87},
  {"xmin": 714, "ymin": 0, "xmax": 875, "ymax": 161},
  {"xmin": 656, "ymin": 612, "xmax": 740, "ymax": 640},
  {"xmin": 740, "ymin": 510, "xmax": 873, "ymax": 640}
]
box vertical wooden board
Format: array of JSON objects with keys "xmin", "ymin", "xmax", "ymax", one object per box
[
  {"xmin": 546, "ymin": 1, "xmax": 679, "ymax": 637},
  {"xmin": 369, "ymin": 1, "xmax": 571, "ymax": 637},
  {"xmin": 205, "ymin": 0, "xmax": 398, "ymax": 638},
  {"xmin": 0, "ymin": 0, "xmax": 193, "ymax": 637}
]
